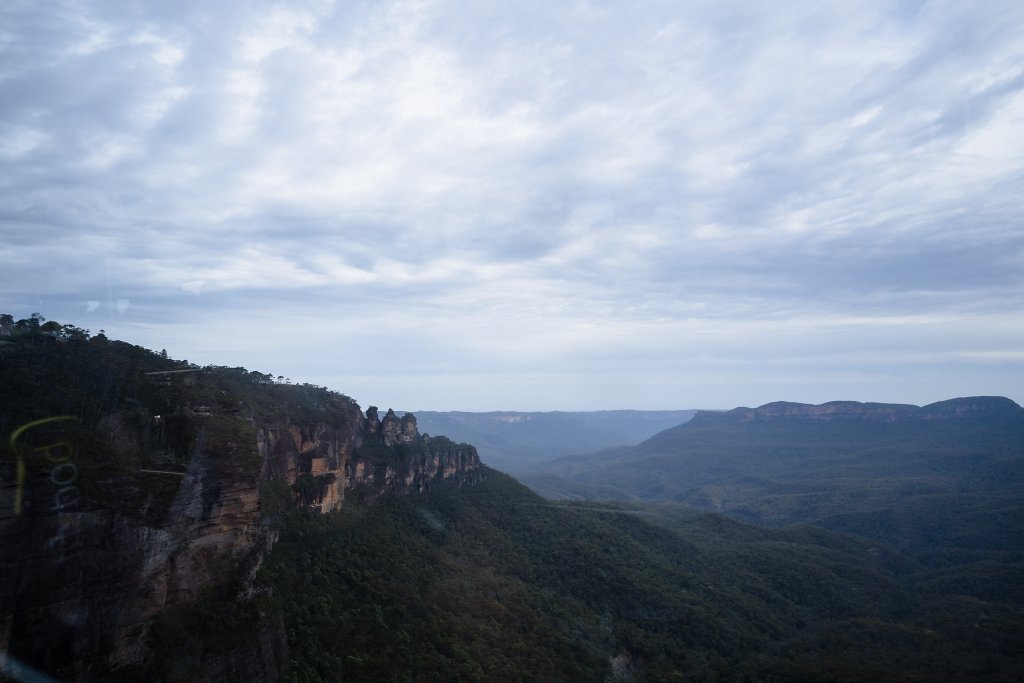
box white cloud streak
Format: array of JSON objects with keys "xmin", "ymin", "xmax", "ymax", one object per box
[{"xmin": 1, "ymin": 0, "xmax": 1022, "ymax": 409}]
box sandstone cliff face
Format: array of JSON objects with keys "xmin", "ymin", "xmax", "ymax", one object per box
[
  {"xmin": 0, "ymin": 402, "xmax": 482, "ymax": 681},
  {"xmin": 260, "ymin": 406, "xmax": 482, "ymax": 512},
  {"xmin": 347, "ymin": 436, "xmax": 483, "ymax": 496},
  {"xmin": 0, "ymin": 440, "xmax": 274, "ymax": 680},
  {"xmin": 380, "ymin": 408, "xmax": 419, "ymax": 446}
]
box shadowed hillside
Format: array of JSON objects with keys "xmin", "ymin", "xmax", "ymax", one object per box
[
  {"xmin": 263, "ymin": 470, "xmax": 1024, "ymax": 681},
  {"xmin": 3, "ymin": 318, "xmax": 1022, "ymax": 681},
  {"xmin": 0, "ymin": 314, "xmax": 481, "ymax": 681},
  {"xmin": 520, "ymin": 399, "xmax": 1024, "ymax": 595}
]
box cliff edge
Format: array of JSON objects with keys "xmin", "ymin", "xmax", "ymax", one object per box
[{"xmin": 0, "ymin": 318, "xmax": 482, "ymax": 681}]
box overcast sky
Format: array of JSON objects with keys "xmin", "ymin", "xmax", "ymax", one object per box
[{"xmin": 2, "ymin": 0, "xmax": 1022, "ymax": 411}]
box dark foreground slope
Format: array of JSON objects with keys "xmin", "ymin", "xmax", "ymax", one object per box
[
  {"xmin": 520, "ymin": 399, "xmax": 1024, "ymax": 615},
  {"xmin": 263, "ymin": 470, "xmax": 1024, "ymax": 682},
  {"xmin": 522, "ymin": 399, "xmax": 1024, "ymax": 530},
  {"xmin": 4, "ymin": 319, "xmax": 1023, "ymax": 681},
  {"xmin": 0, "ymin": 316, "xmax": 481, "ymax": 681}
]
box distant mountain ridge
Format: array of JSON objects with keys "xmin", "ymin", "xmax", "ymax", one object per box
[
  {"xmin": 4, "ymin": 315, "xmax": 1023, "ymax": 681},
  {"xmin": 701, "ymin": 396, "xmax": 1021, "ymax": 423},
  {"xmin": 522, "ymin": 396, "xmax": 1024, "ymax": 528},
  {"xmin": 409, "ymin": 409, "xmax": 698, "ymax": 473}
]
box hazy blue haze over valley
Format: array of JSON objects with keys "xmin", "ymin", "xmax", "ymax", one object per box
[
  {"xmin": 411, "ymin": 410, "xmax": 697, "ymax": 471},
  {"xmin": 1, "ymin": 317, "xmax": 1023, "ymax": 680}
]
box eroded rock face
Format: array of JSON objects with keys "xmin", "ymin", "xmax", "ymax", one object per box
[
  {"xmin": 348, "ymin": 437, "xmax": 482, "ymax": 495},
  {"xmin": 0, "ymin": 403, "xmax": 482, "ymax": 681},
  {"xmin": 365, "ymin": 406, "xmax": 382, "ymax": 435},
  {"xmin": 259, "ymin": 420, "xmax": 356, "ymax": 514},
  {"xmin": 379, "ymin": 409, "xmax": 420, "ymax": 447},
  {"xmin": 261, "ymin": 407, "xmax": 481, "ymax": 512},
  {"xmin": 0, "ymin": 445, "xmax": 272, "ymax": 680}
]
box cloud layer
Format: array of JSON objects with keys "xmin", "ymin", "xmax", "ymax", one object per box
[{"xmin": 2, "ymin": 0, "xmax": 1023, "ymax": 409}]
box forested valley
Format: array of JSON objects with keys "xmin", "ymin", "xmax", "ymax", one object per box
[{"xmin": 1, "ymin": 316, "xmax": 1022, "ymax": 682}]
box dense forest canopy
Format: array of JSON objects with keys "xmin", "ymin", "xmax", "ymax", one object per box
[{"xmin": 1, "ymin": 315, "xmax": 1022, "ymax": 681}]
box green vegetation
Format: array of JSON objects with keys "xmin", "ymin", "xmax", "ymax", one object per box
[
  {"xmin": 0, "ymin": 313, "xmax": 358, "ymax": 524},
  {"xmin": 5, "ymin": 316, "xmax": 1023, "ymax": 681},
  {"xmin": 146, "ymin": 586, "xmax": 278, "ymax": 682},
  {"xmin": 0, "ymin": 312, "xmax": 357, "ymax": 437},
  {"xmin": 350, "ymin": 432, "xmax": 411, "ymax": 467},
  {"xmin": 261, "ymin": 471, "xmax": 1024, "ymax": 681},
  {"xmin": 521, "ymin": 406, "xmax": 1024, "ymax": 565}
]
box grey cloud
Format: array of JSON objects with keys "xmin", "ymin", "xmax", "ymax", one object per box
[{"xmin": 2, "ymin": 0, "xmax": 1022, "ymax": 408}]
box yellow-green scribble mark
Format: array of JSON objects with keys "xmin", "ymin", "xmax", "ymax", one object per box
[{"xmin": 9, "ymin": 416, "xmax": 79, "ymax": 516}]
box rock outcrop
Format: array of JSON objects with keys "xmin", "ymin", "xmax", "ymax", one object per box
[
  {"xmin": 262, "ymin": 406, "xmax": 481, "ymax": 513},
  {"xmin": 0, "ymin": 400, "xmax": 482, "ymax": 681},
  {"xmin": 0, "ymin": 440, "xmax": 274, "ymax": 680},
  {"xmin": 348, "ymin": 434, "xmax": 482, "ymax": 496},
  {"xmin": 380, "ymin": 408, "xmax": 418, "ymax": 447}
]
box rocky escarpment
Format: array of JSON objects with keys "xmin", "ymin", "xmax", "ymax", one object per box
[
  {"xmin": 0, "ymin": 319, "xmax": 485, "ymax": 681},
  {"xmin": 0, "ymin": 418, "xmax": 276, "ymax": 680},
  {"xmin": 347, "ymin": 435, "xmax": 483, "ymax": 497},
  {"xmin": 262, "ymin": 406, "xmax": 482, "ymax": 513},
  {"xmin": 1, "ymin": 399, "xmax": 482, "ymax": 682},
  {"xmin": 699, "ymin": 396, "xmax": 1024, "ymax": 424}
]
